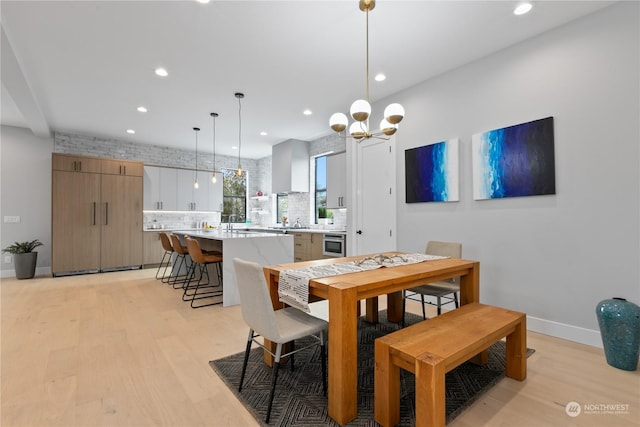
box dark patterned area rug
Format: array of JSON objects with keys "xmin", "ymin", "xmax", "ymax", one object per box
[{"xmin": 210, "ymin": 310, "xmax": 534, "ymax": 426}]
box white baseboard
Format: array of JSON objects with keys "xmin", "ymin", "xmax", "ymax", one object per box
[{"xmin": 527, "ymin": 314, "xmax": 603, "ymax": 349}]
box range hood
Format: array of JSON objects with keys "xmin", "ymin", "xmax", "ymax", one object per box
[{"xmin": 272, "ymin": 139, "xmax": 309, "ymax": 193}]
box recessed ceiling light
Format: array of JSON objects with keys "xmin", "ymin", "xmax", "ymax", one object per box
[
  {"xmin": 196, "ymin": 0, "xmax": 211, "ymax": 3},
  {"xmin": 126, "ymin": 129, "xmax": 135, "ymax": 134},
  {"xmin": 137, "ymin": 106, "xmax": 147, "ymax": 113},
  {"xmin": 154, "ymin": 67, "xmax": 168, "ymax": 77},
  {"xmin": 231, "ymin": 146, "xmax": 238, "ymax": 150},
  {"xmin": 375, "ymin": 73, "xmax": 386, "ymax": 82},
  {"xmin": 260, "ymin": 131, "xmax": 268, "ymax": 136},
  {"xmin": 514, "ymin": 2, "xmax": 533, "ymax": 15},
  {"xmin": 303, "ymin": 109, "xmax": 313, "ymax": 116}
]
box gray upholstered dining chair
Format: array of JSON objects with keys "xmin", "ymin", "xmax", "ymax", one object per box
[
  {"xmin": 402, "ymin": 241, "xmax": 462, "ymax": 324},
  {"xmin": 233, "ymin": 258, "xmax": 328, "ymax": 423}
]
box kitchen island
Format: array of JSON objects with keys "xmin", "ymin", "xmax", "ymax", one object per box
[{"xmin": 179, "ymin": 229, "xmax": 293, "ymax": 307}]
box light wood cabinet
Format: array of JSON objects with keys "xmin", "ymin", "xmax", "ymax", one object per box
[
  {"xmin": 102, "ymin": 159, "xmax": 144, "ymax": 176},
  {"xmin": 327, "ymin": 152, "xmax": 347, "ymax": 208},
  {"xmin": 51, "ymin": 169, "xmax": 101, "ymax": 273},
  {"xmin": 292, "ymin": 232, "xmax": 310, "ymax": 262},
  {"xmin": 309, "ymin": 233, "xmax": 325, "ymax": 260},
  {"xmin": 52, "ymin": 153, "xmax": 101, "ymax": 173},
  {"xmin": 52, "ymin": 153, "xmax": 143, "ymax": 276},
  {"xmin": 100, "ymin": 173, "xmax": 143, "ymax": 270},
  {"xmin": 143, "ymin": 231, "xmax": 166, "ymax": 266},
  {"xmin": 293, "ymin": 232, "xmax": 326, "ymax": 262}
]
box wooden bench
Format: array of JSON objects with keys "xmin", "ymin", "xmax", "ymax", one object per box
[{"xmin": 374, "ymin": 303, "xmax": 526, "ymax": 427}]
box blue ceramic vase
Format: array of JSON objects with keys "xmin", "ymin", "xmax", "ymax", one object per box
[{"xmin": 596, "ymin": 298, "xmax": 640, "ymax": 371}]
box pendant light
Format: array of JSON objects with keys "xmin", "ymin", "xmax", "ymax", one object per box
[
  {"xmin": 329, "ymin": 0, "xmax": 404, "ymax": 141},
  {"xmin": 193, "ymin": 127, "xmax": 200, "ymax": 189},
  {"xmin": 210, "ymin": 112, "xmax": 218, "ymax": 183},
  {"xmin": 235, "ymin": 92, "xmax": 244, "ymax": 177}
]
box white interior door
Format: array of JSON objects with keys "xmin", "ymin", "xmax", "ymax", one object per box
[{"xmin": 349, "ymin": 136, "xmax": 396, "ymax": 255}]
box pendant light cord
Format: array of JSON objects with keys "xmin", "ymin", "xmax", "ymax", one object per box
[{"xmin": 238, "ymin": 96, "xmax": 242, "ymax": 169}]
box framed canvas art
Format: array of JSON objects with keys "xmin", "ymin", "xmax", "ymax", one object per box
[
  {"xmin": 405, "ymin": 139, "xmax": 459, "ymax": 203},
  {"xmin": 472, "ymin": 117, "xmax": 555, "ymax": 200}
]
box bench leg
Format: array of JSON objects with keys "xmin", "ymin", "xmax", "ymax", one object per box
[
  {"xmin": 415, "ymin": 354, "xmax": 446, "ymax": 427},
  {"xmin": 506, "ymin": 315, "xmax": 527, "ymax": 381},
  {"xmin": 374, "ymin": 340, "xmax": 400, "ymax": 427}
]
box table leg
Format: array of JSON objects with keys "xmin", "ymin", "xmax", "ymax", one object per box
[
  {"xmin": 328, "ymin": 285, "xmax": 359, "ymax": 425},
  {"xmin": 365, "ymin": 297, "xmax": 379, "ymax": 323},
  {"xmin": 387, "ymin": 291, "xmax": 403, "ymax": 322}
]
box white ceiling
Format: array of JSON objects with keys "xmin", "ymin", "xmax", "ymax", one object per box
[{"xmin": 1, "ymin": 0, "xmax": 614, "ymax": 159}]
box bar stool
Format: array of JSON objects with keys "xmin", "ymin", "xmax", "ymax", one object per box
[
  {"xmin": 183, "ymin": 236, "xmax": 223, "ymax": 308},
  {"xmin": 169, "ymin": 234, "xmax": 191, "ymax": 288},
  {"xmin": 156, "ymin": 232, "xmax": 174, "ymax": 283}
]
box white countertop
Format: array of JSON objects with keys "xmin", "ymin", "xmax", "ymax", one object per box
[
  {"xmin": 181, "ymin": 229, "xmax": 290, "ymax": 240},
  {"xmin": 145, "ymin": 226, "xmax": 347, "ymax": 236},
  {"xmin": 246, "ymin": 226, "xmax": 347, "ymax": 235}
]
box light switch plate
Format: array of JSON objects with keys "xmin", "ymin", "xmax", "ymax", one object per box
[{"xmin": 3, "ymin": 216, "xmax": 20, "ymax": 223}]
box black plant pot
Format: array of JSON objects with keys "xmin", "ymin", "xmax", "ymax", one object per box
[{"xmin": 13, "ymin": 252, "xmax": 38, "ymax": 279}]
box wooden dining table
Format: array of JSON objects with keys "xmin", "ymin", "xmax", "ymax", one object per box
[{"xmin": 262, "ymin": 252, "xmax": 480, "ymax": 426}]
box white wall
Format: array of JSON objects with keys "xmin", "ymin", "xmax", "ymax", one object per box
[
  {"xmin": 0, "ymin": 125, "xmax": 53, "ymax": 277},
  {"xmin": 369, "ymin": 2, "xmax": 639, "ymax": 346}
]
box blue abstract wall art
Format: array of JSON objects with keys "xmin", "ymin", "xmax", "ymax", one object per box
[
  {"xmin": 405, "ymin": 139, "xmax": 459, "ymax": 203},
  {"xmin": 472, "ymin": 117, "xmax": 556, "ymax": 200}
]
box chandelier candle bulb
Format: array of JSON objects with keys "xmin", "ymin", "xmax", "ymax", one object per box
[
  {"xmin": 330, "ymin": 113, "xmax": 348, "ymax": 133},
  {"xmin": 350, "ymin": 99, "xmax": 371, "ymax": 122},
  {"xmin": 384, "ymin": 103, "xmax": 405, "ymax": 124}
]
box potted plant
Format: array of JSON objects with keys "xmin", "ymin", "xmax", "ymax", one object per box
[
  {"xmin": 2, "ymin": 239, "xmax": 43, "ymax": 279},
  {"xmin": 318, "ymin": 207, "xmax": 334, "ymax": 225}
]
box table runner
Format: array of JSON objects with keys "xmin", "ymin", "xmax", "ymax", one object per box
[{"xmin": 278, "ymin": 253, "xmax": 447, "ymax": 312}]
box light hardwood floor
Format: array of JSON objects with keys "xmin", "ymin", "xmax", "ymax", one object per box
[{"xmin": 2, "ymin": 269, "xmax": 638, "ymax": 426}]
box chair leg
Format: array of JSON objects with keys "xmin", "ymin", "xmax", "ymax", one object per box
[
  {"xmin": 187, "ymin": 263, "xmax": 223, "ymax": 308},
  {"xmin": 155, "ymin": 250, "xmax": 170, "ymax": 280},
  {"xmin": 170, "ymin": 254, "xmax": 189, "ymax": 288},
  {"xmin": 420, "ymin": 294, "xmax": 427, "ymax": 319},
  {"xmin": 454, "ymin": 292, "xmax": 459, "ymax": 308},
  {"xmin": 437, "ymin": 296, "xmax": 442, "ymax": 315},
  {"xmin": 266, "ymin": 344, "xmax": 283, "ymax": 424},
  {"xmin": 160, "ymin": 252, "xmax": 173, "ymax": 283},
  {"xmin": 239, "ymin": 330, "xmax": 254, "ymax": 393}
]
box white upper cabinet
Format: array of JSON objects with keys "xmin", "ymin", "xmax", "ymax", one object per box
[
  {"xmin": 176, "ymin": 168, "xmax": 197, "ymax": 211},
  {"xmin": 145, "ymin": 166, "xmax": 222, "ymax": 212},
  {"xmin": 210, "ymin": 171, "xmax": 223, "ymax": 212},
  {"xmin": 326, "ymin": 152, "xmax": 347, "ymax": 208},
  {"xmin": 143, "ymin": 166, "xmax": 177, "ymax": 210}
]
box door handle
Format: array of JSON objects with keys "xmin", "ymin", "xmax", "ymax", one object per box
[
  {"xmin": 104, "ymin": 202, "xmax": 109, "ymax": 225},
  {"xmin": 93, "ymin": 202, "xmax": 96, "ymax": 225},
  {"xmin": 356, "ymin": 230, "xmax": 363, "ymax": 235}
]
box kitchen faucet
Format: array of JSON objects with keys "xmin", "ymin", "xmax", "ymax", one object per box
[{"xmin": 227, "ymin": 214, "xmax": 244, "ymax": 231}]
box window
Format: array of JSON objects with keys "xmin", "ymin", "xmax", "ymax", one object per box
[
  {"xmin": 315, "ymin": 156, "xmax": 327, "ymax": 223},
  {"xmin": 277, "ymin": 194, "xmax": 288, "ymax": 222},
  {"xmin": 222, "ymin": 168, "xmax": 246, "ymax": 222}
]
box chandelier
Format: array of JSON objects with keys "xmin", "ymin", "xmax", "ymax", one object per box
[{"xmin": 329, "ymin": 0, "xmax": 404, "ymax": 141}]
